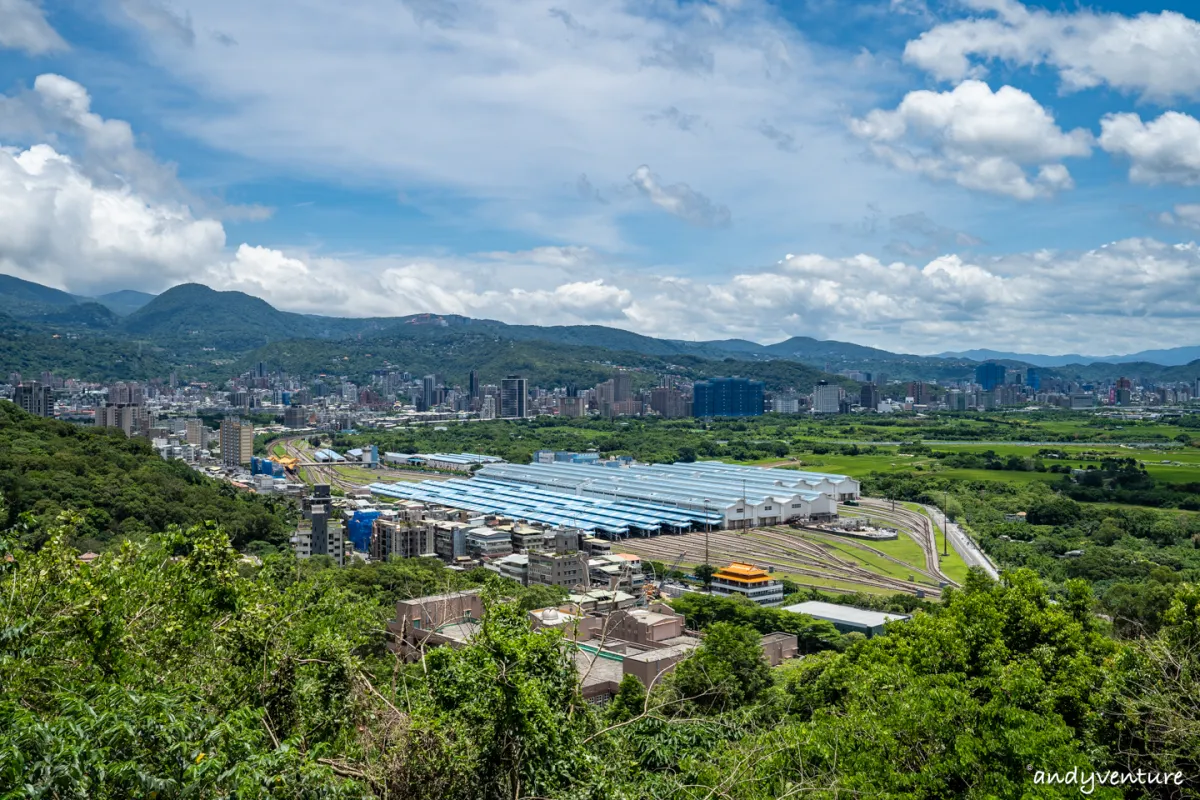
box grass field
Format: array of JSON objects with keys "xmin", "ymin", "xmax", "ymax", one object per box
[
  {"xmin": 334, "ymin": 465, "xmax": 386, "ymax": 484},
  {"xmin": 801, "ymin": 533, "xmax": 926, "ymax": 583},
  {"xmin": 900, "ymin": 504, "xmax": 973, "ymax": 584},
  {"xmin": 271, "ymin": 443, "xmax": 287, "ymax": 457},
  {"xmin": 769, "ymin": 440, "xmax": 1200, "ymax": 501}
]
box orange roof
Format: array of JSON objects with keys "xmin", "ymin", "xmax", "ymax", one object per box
[
  {"xmin": 713, "ymin": 561, "xmax": 771, "ymax": 582},
  {"xmin": 612, "ymin": 553, "xmax": 641, "ymax": 561}
]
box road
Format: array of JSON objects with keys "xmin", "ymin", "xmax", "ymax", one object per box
[
  {"xmin": 802, "ymin": 440, "xmax": 1181, "ymax": 448},
  {"xmin": 913, "ymin": 500, "xmax": 999, "ymax": 580}
]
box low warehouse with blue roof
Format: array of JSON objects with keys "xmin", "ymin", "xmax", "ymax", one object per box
[{"xmin": 369, "ymin": 460, "xmax": 853, "ymax": 539}]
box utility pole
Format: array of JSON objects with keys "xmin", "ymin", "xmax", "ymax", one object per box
[
  {"xmin": 742, "ymin": 479, "xmax": 748, "ymax": 531},
  {"xmin": 943, "ymin": 489, "xmax": 950, "ymax": 557},
  {"xmin": 704, "ymin": 499, "xmax": 710, "ymax": 566}
]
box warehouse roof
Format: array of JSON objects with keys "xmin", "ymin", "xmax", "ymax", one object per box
[
  {"xmin": 474, "ymin": 462, "xmax": 831, "ymax": 510},
  {"xmin": 368, "ymin": 478, "xmax": 710, "ymax": 535},
  {"xmin": 782, "ymin": 601, "xmax": 910, "ymax": 628}
]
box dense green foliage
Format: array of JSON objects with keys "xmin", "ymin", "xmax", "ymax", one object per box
[
  {"xmin": 1053, "ymin": 457, "xmax": 1200, "ymax": 510},
  {"xmin": 340, "ymin": 413, "xmax": 1199, "ymax": 474},
  {"xmin": 0, "ymin": 518, "xmax": 380, "ymax": 798},
  {"xmin": 0, "ymin": 403, "xmax": 293, "ymax": 551},
  {"xmin": 337, "ymin": 416, "xmax": 800, "ymax": 465},
  {"xmin": 3, "ymin": 510, "xmax": 1199, "ymax": 798},
  {"xmin": 869, "ymin": 471, "xmax": 1200, "ymax": 635}
]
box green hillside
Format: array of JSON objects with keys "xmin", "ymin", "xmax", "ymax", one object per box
[{"xmin": 0, "ymin": 403, "xmax": 292, "ymax": 551}]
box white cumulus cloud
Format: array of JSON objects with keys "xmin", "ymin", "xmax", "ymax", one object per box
[
  {"xmin": 849, "ymin": 80, "xmax": 1091, "ymax": 199},
  {"xmin": 1099, "ymin": 111, "xmax": 1200, "ymax": 185},
  {"xmin": 628, "ymin": 165, "xmax": 731, "ymax": 228},
  {"xmin": 0, "ymin": 0, "xmax": 66, "ymax": 55},
  {"xmin": 0, "ymin": 143, "xmax": 225, "ymax": 294},
  {"xmin": 904, "ymin": 0, "xmax": 1200, "ymax": 102}
]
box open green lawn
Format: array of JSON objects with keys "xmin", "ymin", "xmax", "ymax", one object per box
[
  {"xmin": 271, "ymin": 443, "xmax": 287, "ymax": 457},
  {"xmin": 815, "ymin": 516, "xmax": 933, "ymax": 567},
  {"xmin": 768, "ymin": 440, "xmax": 1200, "ymax": 495},
  {"xmin": 803, "ymin": 533, "xmax": 934, "ymax": 584},
  {"xmin": 900, "ymin": 504, "xmax": 972, "ymax": 584},
  {"xmin": 931, "ymin": 468, "xmax": 1058, "ymax": 484},
  {"xmin": 334, "ymin": 465, "xmax": 389, "ymax": 484}
]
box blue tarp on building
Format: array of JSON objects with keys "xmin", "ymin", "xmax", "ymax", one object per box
[{"xmin": 346, "ymin": 510, "xmax": 381, "ymax": 552}]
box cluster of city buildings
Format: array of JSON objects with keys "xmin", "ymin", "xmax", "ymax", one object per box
[
  {"xmin": 383, "ymin": 582, "xmax": 910, "ymax": 702},
  {"xmin": 8, "ymin": 353, "xmax": 1200, "ymax": 441},
  {"xmin": 386, "ymin": 588, "xmax": 802, "ymax": 702}
]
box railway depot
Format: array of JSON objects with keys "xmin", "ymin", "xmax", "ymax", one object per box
[{"xmin": 368, "ymin": 460, "xmax": 859, "ymax": 538}]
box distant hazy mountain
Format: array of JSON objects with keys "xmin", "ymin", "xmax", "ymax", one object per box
[
  {"xmin": 942, "ymin": 346, "xmax": 1200, "ymax": 368},
  {"xmin": 0, "ymin": 274, "xmax": 119, "ymax": 329},
  {"xmin": 94, "ymin": 289, "xmax": 157, "ymax": 316},
  {"xmin": 0, "ymin": 274, "xmax": 81, "ymax": 314},
  {"xmin": 2, "ymin": 272, "xmax": 1194, "ymax": 383},
  {"xmin": 121, "ymin": 283, "xmax": 304, "ymax": 346}
]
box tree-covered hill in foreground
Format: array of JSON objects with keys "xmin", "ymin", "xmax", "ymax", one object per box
[
  {"xmin": 1, "ymin": 512, "xmax": 1197, "ymax": 798},
  {"xmin": 0, "ymin": 403, "xmax": 292, "ymax": 551}
]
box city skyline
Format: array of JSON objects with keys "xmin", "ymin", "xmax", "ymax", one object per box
[{"xmin": 2, "ymin": 1, "xmax": 1200, "ymax": 354}]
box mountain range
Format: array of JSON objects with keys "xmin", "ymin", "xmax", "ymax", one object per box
[
  {"xmin": 1, "ymin": 273, "xmax": 1198, "ymax": 385},
  {"xmin": 940, "ymin": 347, "xmax": 1200, "ymax": 368}
]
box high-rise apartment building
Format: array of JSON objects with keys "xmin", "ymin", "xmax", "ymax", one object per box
[
  {"xmin": 613, "ymin": 371, "xmax": 632, "ymax": 403},
  {"xmin": 421, "ymin": 375, "xmax": 437, "ymax": 411},
  {"xmin": 219, "ymin": 418, "xmax": 254, "ymax": 467},
  {"xmin": 11, "ymin": 381, "xmax": 53, "ymax": 417},
  {"xmin": 975, "ymin": 362, "xmax": 1006, "ymax": 391},
  {"xmin": 692, "ymin": 377, "xmax": 765, "ymax": 417},
  {"xmin": 907, "ymin": 382, "xmax": 932, "ymax": 405},
  {"xmin": 107, "ymin": 382, "xmax": 143, "ymax": 406},
  {"xmin": 812, "ymin": 382, "xmax": 842, "ymax": 414},
  {"xmin": 184, "ymin": 418, "xmax": 205, "ymax": 447},
  {"xmin": 370, "ymin": 518, "xmax": 433, "ymax": 561},
  {"xmin": 772, "ymin": 396, "xmax": 801, "ymax": 414},
  {"xmin": 295, "ymin": 484, "xmax": 344, "ymax": 565},
  {"xmin": 859, "ymin": 383, "xmax": 880, "ymax": 410},
  {"xmin": 500, "ymin": 375, "xmax": 528, "ymax": 419},
  {"xmin": 97, "ymin": 403, "xmax": 150, "ymax": 438},
  {"xmin": 650, "ymin": 387, "xmax": 690, "ymax": 418}
]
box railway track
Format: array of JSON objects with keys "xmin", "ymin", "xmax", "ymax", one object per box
[
  {"xmin": 621, "ymin": 525, "xmax": 944, "ymax": 598},
  {"xmin": 850, "ymin": 499, "xmax": 956, "ymax": 586}
]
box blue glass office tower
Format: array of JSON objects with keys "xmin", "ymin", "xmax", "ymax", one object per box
[
  {"xmin": 975, "ymin": 362, "xmax": 1006, "ymax": 391},
  {"xmin": 692, "ymin": 377, "xmax": 765, "ymax": 417},
  {"xmin": 1026, "ymin": 367, "xmax": 1040, "ymax": 391}
]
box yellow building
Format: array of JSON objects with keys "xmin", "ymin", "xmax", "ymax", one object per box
[{"xmin": 711, "ymin": 562, "xmax": 784, "ymax": 606}]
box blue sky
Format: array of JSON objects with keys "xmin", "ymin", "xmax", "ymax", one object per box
[{"xmin": 1, "ymin": 0, "xmax": 1199, "ymax": 355}]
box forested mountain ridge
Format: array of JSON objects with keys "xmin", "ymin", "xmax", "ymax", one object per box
[{"xmin": 2, "ymin": 272, "xmax": 1197, "ymax": 383}]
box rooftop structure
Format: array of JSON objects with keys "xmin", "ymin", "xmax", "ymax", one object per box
[
  {"xmin": 383, "ymin": 452, "xmax": 506, "ymax": 472},
  {"xmin": 369, "ymin": 458, "xmax": 855, "ymax": 536},
  {"xmin": 369, "ymin": 478, "xmax": 712, "ymax": 538},
  {"xmin": 781, "ymin": 600, "xmax": 910, "ymax": 637},
  {"xmin": 477, "ymin": 460, "xmax": 851, "ymax": 524},
  {"xmin": 711, "ymin": 562, "xmax": 785, "ymax": 606}
]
